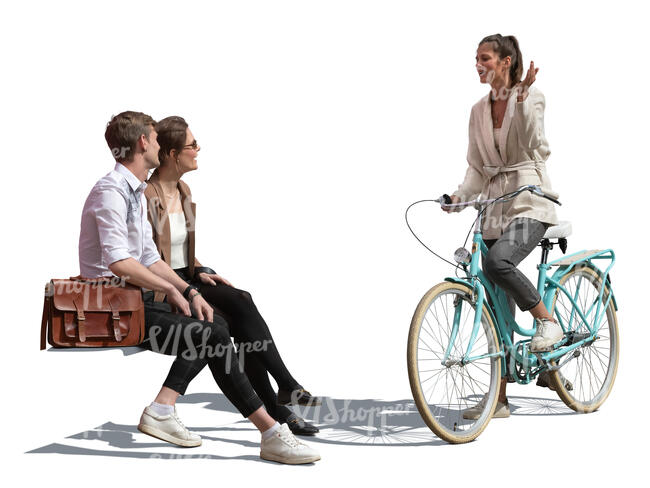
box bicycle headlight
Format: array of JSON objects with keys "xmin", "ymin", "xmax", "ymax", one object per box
[{"xmin": 454, "ymin": 247, "xmax": 471, "ymax": 265}]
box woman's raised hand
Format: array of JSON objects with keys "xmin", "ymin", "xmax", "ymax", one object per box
[
  {"xmin": 516, "ymin": 61, "xmax": 539, "ymax": 100},
  {"xmin": 198, "ymin": 271, "xmax": 233, "ymax": 287}
]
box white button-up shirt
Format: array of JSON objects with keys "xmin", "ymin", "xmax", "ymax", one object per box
[{"xmin": 79, "ymin": 163, "xmax": 161, "ymax": 278}]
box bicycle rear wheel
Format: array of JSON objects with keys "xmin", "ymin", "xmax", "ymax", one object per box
[
  {"xmin": 407, "ymin": 281, "xmax": 501, "ymax": 443},
  {"xmin": 549, "ymin": 264, "xmax": 619, "ymax": 413}
]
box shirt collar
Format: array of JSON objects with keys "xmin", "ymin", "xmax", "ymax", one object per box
[{"xmin": 114, "ymin": 163, "xmax": 147, "ymax": 193}]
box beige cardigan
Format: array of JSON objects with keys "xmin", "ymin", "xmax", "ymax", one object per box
[
  {"xmin": 452, "ymin": 86, "xmax": 558, "ymax": 239},
  {"xmin": 144, "ymin": 171, "xmax": 201, "ymax": 302}
]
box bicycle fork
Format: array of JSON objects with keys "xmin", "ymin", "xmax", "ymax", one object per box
[{"xmin": 441, "ymin": 280, "xmax": 490, "ymax": 366}]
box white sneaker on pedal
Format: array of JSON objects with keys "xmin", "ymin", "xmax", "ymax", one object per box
[
  {"xmin": 462, "ymin": 396, "xmax": 510, "ymax": 420},
  {"xmin": 530, "ymin": 318, "xmax": 564, "ymax": 352},
  {"xmin": 137, "ymin": 406, "xmax": 202, "ymax": 447},
  {"xmin": 260, "ymin": 423, "xmax": 321, "ymax": 464}
]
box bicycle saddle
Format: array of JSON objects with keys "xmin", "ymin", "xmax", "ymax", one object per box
[{"xmin": 543, "ymin": 220, "xmax": 572, "ymax": 239}]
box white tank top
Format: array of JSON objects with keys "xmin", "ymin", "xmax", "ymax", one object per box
[{"xmin": 168, "ymin": 212, "xmax": 189, "ymax": 269}]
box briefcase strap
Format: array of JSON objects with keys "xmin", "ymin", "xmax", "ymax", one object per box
[
  {"xmin": 73, "ymin": 295, "xmax": 87, "ymax": 342},
  {"xmin": 109, "ymin": 297, "xmax": 123, "ymax": 342},
  {"xmin": 40, "ymin": 295, "xmax": 48, "ymax": 351}
]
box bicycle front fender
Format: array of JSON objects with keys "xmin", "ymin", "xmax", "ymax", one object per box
[{"xmin": 443, "ymin": 277, "xmax": 503, "ymax": 346}]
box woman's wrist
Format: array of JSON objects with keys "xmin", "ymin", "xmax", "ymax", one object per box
[{"xmin": 516, "ymin": 85, "xmax": 528, "ymax": 103}]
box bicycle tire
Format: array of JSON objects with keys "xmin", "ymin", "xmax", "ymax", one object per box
[
  {"xmin": 407, "ymin": 281, "xmax": 502, "ymax": 443},
  {"xmin": 548, "ymin": 264, "xmax": 619, "ymax": 413}
]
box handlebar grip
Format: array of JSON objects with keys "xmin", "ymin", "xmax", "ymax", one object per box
[
  {"xmin": 538, "ymin": 187, "xmax": 561, "ymax": 206},
  {"xmin": 540, "ymin": 187, "xmax": 559, "ymax": 200},
  {"xmin": 542, "ymin": 194, "xmax": 561, "ymax": 206},
  {"xmin": 531, "ymin": 186, "xmax": 561, "ymax": 206}
]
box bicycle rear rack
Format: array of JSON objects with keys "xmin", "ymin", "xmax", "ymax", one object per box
[{"xmin": 549, "ymin": 249, "xmax": 606, "ymax": 267}]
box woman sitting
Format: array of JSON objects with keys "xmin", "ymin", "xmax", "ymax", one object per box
[{"xmin": 144, "ymin": 115, "xmax": 320, "ymax": 435}]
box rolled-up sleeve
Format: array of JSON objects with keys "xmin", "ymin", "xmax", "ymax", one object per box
[
  {"xmin": 514, "ymin": 88, "xmax": 545, "ymax": 149},
  {"xmin": 93, "ymin": 188, "xmax": 131, "ymax": 267},
  {"xmin": 142, "ymin": 217, "xmax": 161, "ymax": 268}
]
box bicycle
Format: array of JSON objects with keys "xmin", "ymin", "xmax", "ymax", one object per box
[{"xmin": 406, "ymin": 184, "xmax": 619, "ymax": 443}]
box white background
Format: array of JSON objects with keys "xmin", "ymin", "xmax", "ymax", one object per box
[{"xmin": 1, "ymin": 0, "xmax": 647, "ymax": 485}]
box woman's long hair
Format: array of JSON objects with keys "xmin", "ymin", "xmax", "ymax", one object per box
[{"xmin": 479, "ymin": 34, "xmax": 523, "ymax": 88}]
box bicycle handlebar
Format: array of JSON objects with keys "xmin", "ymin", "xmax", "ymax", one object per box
[{"xmin": 439, "ymin": 185, "xmax": 561, "ymax": 210}]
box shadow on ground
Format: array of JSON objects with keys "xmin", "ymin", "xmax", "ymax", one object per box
[{"xmin": 26, "ymin": 393, "xmax": 575, "ymax": 460}]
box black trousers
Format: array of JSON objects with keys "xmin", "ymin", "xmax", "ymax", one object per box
[
  {"xmin": 164, "ymin": 268, "xmax": 301, "ymax": 421},
  {"xmin": 141, "ymin": 294, "xmax": 264, "ymax": 417}
]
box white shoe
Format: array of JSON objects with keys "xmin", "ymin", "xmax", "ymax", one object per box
[
  {"xmin": 462, "ymin": 396, "xmax": 510, "ymax": 420},
  {"xmin": 530, "ymin": 318, "xmax": 564, "ymax": 352},
  {"xmin": 260, "ymin": 423, "xmax": 321, "ymax": 464},
  {"xmin": 137, "ymin": 406, "xmax": 202, "ymax": 447}
]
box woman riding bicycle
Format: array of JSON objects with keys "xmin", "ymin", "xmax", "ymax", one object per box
[{"xmin": 443, "ymin": 34, "xmax": 564, "ymax": 418}]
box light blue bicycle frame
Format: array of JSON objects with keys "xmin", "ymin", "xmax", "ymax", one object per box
[{"xmin": 440, "ymin": 196, "xmax": 617, "ymax": 382}]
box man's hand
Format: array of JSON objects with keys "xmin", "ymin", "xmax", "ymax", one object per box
[
  {"xmin": 197, "ymin": 272, "xmax": 233, "ymax": 287},
  {"xmin": 189, "ymin": 292, "xmax": 214, "ymax": 322},
  {"xmin": 442, "ymin": 194, "xmax": 461, "ymax": 213},
  {"xmin": 166, "ymin": 287, "xmax": 191, "ymax": 317}
]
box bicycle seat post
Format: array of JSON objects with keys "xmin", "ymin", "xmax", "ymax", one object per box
[{"xmin": 539, "ymin": 238, "xmax": 553, "ymax": 265}]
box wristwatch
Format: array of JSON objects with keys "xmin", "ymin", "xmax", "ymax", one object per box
[{"xmin": 183, "ymin": 284, "xmax": 199, "ymax": 300}]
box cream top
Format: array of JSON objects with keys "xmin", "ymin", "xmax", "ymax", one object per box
[
  {"xmin": 168, "ymin": 212, "xmax": 189, "ymax": 269},
  {"xmin": 493, "ymin": 127, "xmax": 501, "ymax": 155}
]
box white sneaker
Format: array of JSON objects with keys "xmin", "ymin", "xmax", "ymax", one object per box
[
  {"xmin": 137, "ymin": 406, "xmax": 202, "ymax": 447},
  {"xmin": 530, "ymin": 318, "xmax": 564, "ymax": 352},
  {"xmin": 462, "ymin": 396, "xmax": 510, "ymax": 420},
  {"xmin": 260, "ymin": 423, "xmax": 321, "ymax": 464}
]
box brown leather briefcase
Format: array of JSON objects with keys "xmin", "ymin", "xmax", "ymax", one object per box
[{"xmin": 40, "ymin": 276, "xmax": 145, "ymax": 349}]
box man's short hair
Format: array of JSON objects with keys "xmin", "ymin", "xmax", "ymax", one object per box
[{"xmin": 105, "ymin": 111, "xmax": 157, "ymax": 163}]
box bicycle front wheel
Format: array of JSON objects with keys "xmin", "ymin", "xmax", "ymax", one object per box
[
  {"xmin": 549, "ymin": 264, "xmax": 619, "ymax": 413},
  {"xmin": 407, "ymin": 281, "xmax": 502, "ymax": 444}
]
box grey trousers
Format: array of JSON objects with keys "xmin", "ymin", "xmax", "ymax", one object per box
[{"xmin": 483, "ymin": 217, "xmax": 550, "ymax": 315}]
